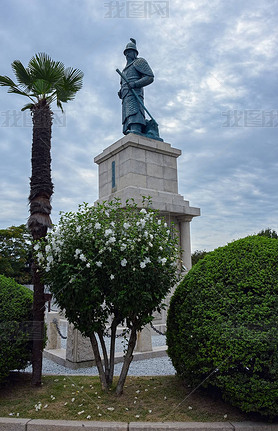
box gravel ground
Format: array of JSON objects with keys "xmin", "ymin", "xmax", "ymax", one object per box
[{"xmin": 22, "ymin": 335, "xmax": 176, "ymax": 376}]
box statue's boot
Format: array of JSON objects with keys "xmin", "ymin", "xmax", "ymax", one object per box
[{"xmin": 128, "ymin": 124, "xmax": 143, "ymax": 134}]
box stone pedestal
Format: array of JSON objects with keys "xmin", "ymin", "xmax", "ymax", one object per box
[
  {"xmin": 45, "ymin": 311, "xmax": 61, "ymax": 350},
  {"xmin": 135, "ymin": 324, "xmax": 153, "ymax": 352},
  {"xmin": 66, "ymin": 324, "xmax": 95, "ymax": 364},
  {"xmin": 94, "ymin": 133, "xmax": 200, "ymax": 270}
]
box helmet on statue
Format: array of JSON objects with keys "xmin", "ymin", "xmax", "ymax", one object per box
[{"xmin": 123, "ymin": 38, "xmax": 139, "ymax": 56}]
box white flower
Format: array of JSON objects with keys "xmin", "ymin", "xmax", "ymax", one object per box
[
  {"xmin": 78, "ymin": 410, "xmax": 85, "ymax": 415},
  {"xmin": 107, "ymin": 236, "xmax": 116, "ymax": 244},
  {"xmin": 148, "ymin": 409, "xmax": 152, "ymax": 413},
  {"xmin": 71, "ymin": 398, "xmax": 75, "ymax": 402},
  {"xmin": 120, "ymin": 243, "xmax": 127, "ymax": 251},
  {"xmin": 75, "ymin": 249, "xmax": 81, "ymax": 256},
  {"xmin": 107, "ymin": 407, "xmax": 115, "ymax": 411},
  {"xmin": 158, "ymin": 257, "xmax": 167, "ymax": 265},
  {"xmin": 143, "ymin": 231, "xmax": 148, "ymax": 238},
  {"xmin": 159, "ymin": 246, "xmax": 163, "ymax": 251},
  {"xmin": 37, "ymin": 252, "xmax": 43, "ymax": 261},
  {"xmin": 79, "ymin": 253, "xmax": 87, "ymax": 262},
  {"xmin": 140, "ymin": 262, "xmax": 146, "ymax": 269},
  {"xmin": 164, "ymin": 222, "xmax": 168, "ymax": 227},
  {"xmin": 105, "ymin": 211, "xmax": 110, "ymax": 217},
  {"xmin": 76, "ymin": 226, "xmax": 81, "ymax": 233},
  {"xmin": 140, "ymin": 208, "xmax": 147, "ymax": 214},
  {"xmin": 44, "ymin": 404, "xmax": 48, "ymax": 409},
  {"xmin": 145, "ymin": 257, "xmax": 151, "ymax": 264},
  {"xmin": 87, "ymin": 415, "xmax": 91, "ymax": 419},
  {"xmin": 157, "ymin": 220, "xmax": 161, "ymax": 225},
  {"xmin": 47, "ymin": 255, "xmax": 53, "ymax": 263},
  {"xmin": 224, "ymin": 414, "xmax": 227, "ymax": 419},
  {"xmin": 123, "ymin": 222, "xmax": 130, "ymax": 229},
  {"xmin": 148, "ymin": 242, "xmax": 153, "ymax": 247},
  {"xmin": 188, "ymin": 406, "xmax": 193, "ymax": 410},
  {"xmin": 34, "ymin": 243, "xmax": 40, "ymax": 251},
  {"xmin": 96, "ymin": 261, "xmax": 102, "ymax": 267},
  {"xmin": 149, "ymin": 234, "xmax": 153, "ymax": 240},
  {"xmin": 104, "ymin": 228, "xmax": 113, "ymax": 237},
  {"xmin": 45, "ymin": 244, "xmax": 51, "ymax": 252},
  {"xmin": 135, "ymin": 415, "xmax": 140, "ymax": 418},
  {"xmin": 86, "ymin": 262, "xmax": 90, "ymax": 268},
  {"xmin": 110, "ymin": 221, "xmax": 115, "ymax": 227},
  {"xmin": 95, "ymin": 222, "xmax": 101, "ymax": 229},
  {"xmin": 140, "ymin": 219, "xmax": 146, "ymax": 227},
  {"xmin": 121, "ymin": 258, "xmax": 127, "ymax": 267},
  {"xmin": 110, "ymin": 274, "xmax": 115, "ymax": 280}
]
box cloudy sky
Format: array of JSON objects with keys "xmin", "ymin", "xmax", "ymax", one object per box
[{"xmin": 0, "ymin": 0, "xmax": 277, "ymax": 252}]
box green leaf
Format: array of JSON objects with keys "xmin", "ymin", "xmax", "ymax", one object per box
[
  {"xmin": 32, "ymin": 79, "xmax": 53, "ymax": 95},
  {"xmin": 11, "ymin": 60, "xmax": 33, "ymax": 91},
  {"xmin": 28, "ymin": 52, "xmax": 65, "ymax": 85},
  {"xmin": 55, "ymin": 67, "xmax": 83, "ymax": 102},
  {"xmin": 0, "ymin": 75, "xmax": 17, "ymax": 87},
  {"xmin": 21, "ymin": 103, "xmax": 34, "ymax": 111}
]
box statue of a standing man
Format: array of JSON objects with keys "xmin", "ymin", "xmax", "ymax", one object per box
[{"xmin": 118, "ymin": 38, "xmax": 154, "ymax": 135}]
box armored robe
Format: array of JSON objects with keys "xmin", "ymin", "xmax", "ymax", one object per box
[{"xmin": 119, "ymin": 58, "xmax": 154, "ymax": 135}]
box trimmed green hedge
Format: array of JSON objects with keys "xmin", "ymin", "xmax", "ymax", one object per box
[
  {"xmin": 167, "ymin": 235, "xmax": 278, "ymax": 418},
  {"xmin": 0, "ymin": 275, "xmax": 33, "ymax": 382}
]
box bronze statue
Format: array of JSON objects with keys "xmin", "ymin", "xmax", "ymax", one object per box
[{"xmin": 117, "ymin": 38, "xmax": 162, "ymax": 141}]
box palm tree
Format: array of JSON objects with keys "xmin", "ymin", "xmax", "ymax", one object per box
[{"xmin": 0, "ymin": 53, "xmax": 83, "ymax": 385}]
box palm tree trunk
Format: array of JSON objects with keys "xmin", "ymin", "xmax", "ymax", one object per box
[{"xmin": 29, "ymin": 100, "xmax": 53, "ymax": 386}]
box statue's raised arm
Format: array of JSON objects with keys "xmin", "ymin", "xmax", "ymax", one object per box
[{"xmin": 117, "ymin": 38, "xmax": 162, "ymax": 141}]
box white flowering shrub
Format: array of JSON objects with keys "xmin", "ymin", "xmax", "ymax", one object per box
[{"xmin": 35, "ymin": 198, "xmax": 180, "ymax": 393}]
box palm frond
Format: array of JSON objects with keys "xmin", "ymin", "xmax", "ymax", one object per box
[
  {"xmin": 0, "ymin": 74, "xmax": 36, "ymax": 102},
  {"xmin": 56, "ymin": 67, "xmax": 84, "ymax": 102},
  {"xmin": 56, "ymin": 99, "xmax": 64, "ymax": 113},
  {"xmin": 8, "ymin": 86, "xmax": 32, "ymax": 97},
  {"xmin": 11, "ymin": 60, "xmax": 33, "ymax": 91},
  {"xmin": 1, "ymin": 53, "xmax": 83, "ymax": 110},
  {"xmin": 33, "ymin": 79, "xmax": 54, "ymax": 96},
  {"xmin": 28, "ymin": 53, "xmax": 65, "ymax": 86},
  {"xmin": 21, "ymin": 103, "xmax": 35, "ymax": 111},
  {"xmin": 0, "ymin": 75, "xmax": 17, "ymax": 87}
]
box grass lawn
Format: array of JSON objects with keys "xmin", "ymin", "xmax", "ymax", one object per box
[{"xmin": 0, "ymin": 372, "xmax": 257, "ymax": 422}]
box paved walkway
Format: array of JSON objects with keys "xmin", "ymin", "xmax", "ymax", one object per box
[{"xmin": 1, "ymin": 418, "xmax": 277, "ymax": 430}]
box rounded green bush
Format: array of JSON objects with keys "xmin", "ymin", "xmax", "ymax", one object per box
[
  {"xmin": 0, "ymin": 275, "xmax": 33, "ymax": 382},
  {"xmin": 167, "ymin": 235, "xmax": 278, "ymax": 418}
]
